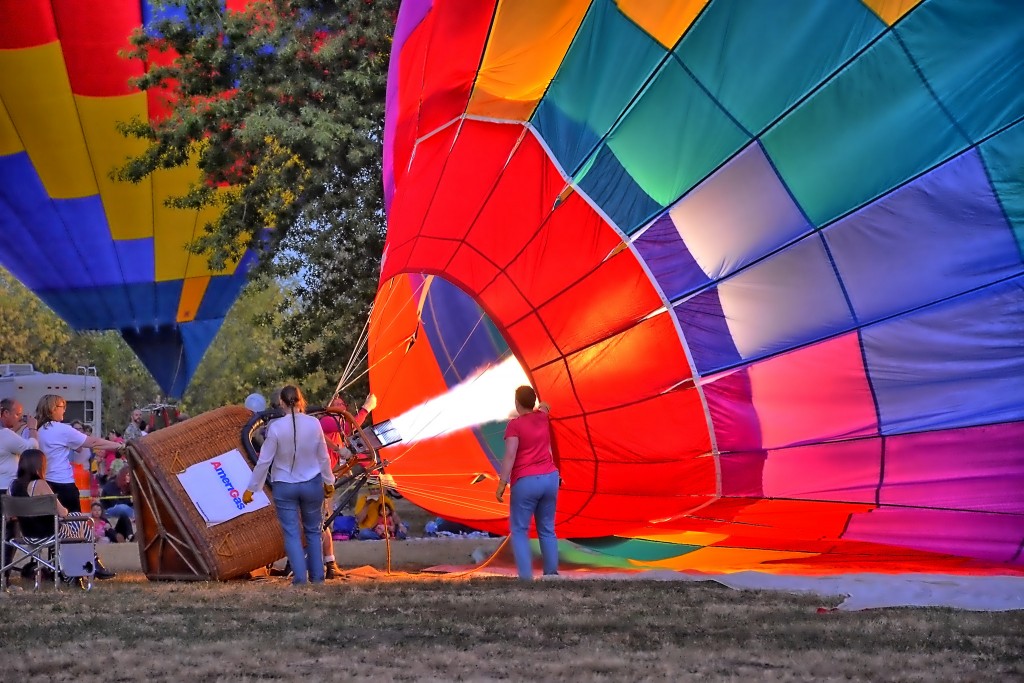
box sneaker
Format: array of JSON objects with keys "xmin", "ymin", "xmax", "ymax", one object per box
[
  {"xmin": 94, "ymin": 560, "xmax": 116, "ymax": 580},
  {"xmin": 325, "ymin": 561, "xmax": 339, "ymax": 580}
]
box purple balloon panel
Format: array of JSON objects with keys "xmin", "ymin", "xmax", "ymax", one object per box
[
  {"xmin": 826, "ymin": 148, "xmax": 1023, "ymax": 325},
  {"xmin": 863, "ymin": 275, "xmax": 1024, "ymax": 435},
  {"xmin": 845, "ymin": 507, "xmax": 1024, "ymax": 565},
  {"xmin": 881, "ymin": 422, "xmax": 1024, "ymax": 515}
]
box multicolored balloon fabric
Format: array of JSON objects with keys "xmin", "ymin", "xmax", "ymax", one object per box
[{"xmin": 372, "ymin": 0, "xmax": 1024, "ymax": 574}]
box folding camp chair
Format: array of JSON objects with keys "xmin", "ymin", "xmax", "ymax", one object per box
[{"xmin": 0, "ymin": 493, "xmax": 95, "ymax": 591}]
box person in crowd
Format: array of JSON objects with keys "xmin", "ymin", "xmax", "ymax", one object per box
[
  {"xmin": 241, "ymin": 385, "xmax": 335, "ymax": 585},
  {"xmin": 36, "ymin": 395, "xmax": 123, "ymax": 515},
  {"xmin": 101, "ymin": 467, "xmax": 134, "ymax": 520},
  {"xmin": 318, "ymin": 393, "xmax": 376, "ymax": 577},
  {"xmin": 76, "ymin": 423, "xmax": 95, "ymax": 468},
  {"xmin": 9, "ymin": 449, "xmax": 111, "ymax": 579},
  {"xmin": 90, "ymin": 501, "xmax": 112, "ymax": 542},
  {"xmin": 1, "ymin": 399, "xmax": 37, "ymax": 491},
  {"xmin": 495, "ymin": 385, "xmax": 559, "ymax": 580},
  {"xmin": 35, "ymin": 396, "xmax": 122, "ymax": 579},
  {"xmin": 124, "ymin": 409, "xmax": 144, "ymax": 442},
  {"xmin": 66, "ymin": 420, "xmax": 92, "ymax": 477},
  {"xmin": 90, "ymin": 501, "xmax": 132, "ymax": 543},
  {"xmin": 101, "ymin": 430, "xmax": 123, "ymax": 483},
  {"xmin": 108, "ymin": 451, "xmax": 128, "ymax": 479},
  {"xmin": 353, "ymin": 490, "xmax": 406, "ymax": 540},
  {"xmin": 0, "ymin": 399, "xmax": 38, "ymax": 573},
  {"xmin": 319, "ymin": 393, "xmax": 377, "ymax": 464}
]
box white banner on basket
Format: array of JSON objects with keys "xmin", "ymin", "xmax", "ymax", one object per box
[{"xmin": 176, "ymin": 449, "xmax": 269, "ymax": 526}]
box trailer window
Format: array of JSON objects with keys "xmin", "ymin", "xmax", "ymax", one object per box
[{"xmin": 64, "ymin": 401, "xmax": 95, "ymax": 427}]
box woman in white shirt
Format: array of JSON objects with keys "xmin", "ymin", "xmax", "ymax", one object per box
[
  {"xmin": 36, "ymin": 395, "xmax": 124, "ymax": 514},
  {"xmin": 243, "ymin": 385, "xmax": 335, "ymax": 585},
  {"xmin": 35, "ymin": 395, "xmax": 123, "ymax": 580}
]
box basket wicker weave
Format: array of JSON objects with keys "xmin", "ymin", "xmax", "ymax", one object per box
[{"xmin": 126, "ymin": 405, "xmax": 284, "ymax": 581}]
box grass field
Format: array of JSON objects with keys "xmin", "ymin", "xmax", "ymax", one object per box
[{"xmin": 1, "ymin": 573, "xmax": 1021, "ymax": 682}]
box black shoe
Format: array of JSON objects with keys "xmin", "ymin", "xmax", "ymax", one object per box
[
  {"xmin": 94, "ymin": 559, "xmax": 115, "ymax": 580},
  {"xmin": 325, "ymin": 561, "xmax": 338, "ymax": 580}
]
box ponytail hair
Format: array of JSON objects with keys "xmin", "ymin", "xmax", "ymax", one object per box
[
  {"xmin": 279, "ymin": 385, "xmax": 305, "ymax": 471},
  {"xmin": 279, "ymin": 385, "xmax": 305, "ymax": 412}
]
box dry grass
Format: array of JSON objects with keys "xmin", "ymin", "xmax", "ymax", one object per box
[{"xmin": 1, "ymin": 573, "xmax": 1021, "ymax": 682}]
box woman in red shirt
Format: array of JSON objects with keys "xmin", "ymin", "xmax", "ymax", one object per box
[{"xmin": 496, "ymin": 385, "xmax": 559, "ymax": 580}]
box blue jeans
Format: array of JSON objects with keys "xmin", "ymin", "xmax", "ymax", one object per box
[
  {"xmin": 272, "ymin": 476, "xmax": 325, "ymax": 584},
  {"xmin": 509, "ymin": 471, "xmax": 559, "ymax": 580},
  {"xmin": 105, "ymin": 504, "xmax": 135, "ymax": 520}
]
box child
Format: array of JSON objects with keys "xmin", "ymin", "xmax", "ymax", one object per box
[
  {"xmin": 91, "ymin": 501, "xmax": 131, "ymax": 543},
  {"xmin": 90, "ymin": 502, "xmax": 114, "ymax": 543}
]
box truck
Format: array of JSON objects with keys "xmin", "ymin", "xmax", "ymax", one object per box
[{"xmin": 0, "ymin": 363, "xmax": 102, "ymax": 434}]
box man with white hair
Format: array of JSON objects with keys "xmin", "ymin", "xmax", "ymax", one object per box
[
  {"xmin": 1, "ymin": 398, "xmax": 38, "ymax": 576},
  {"xmin": 0, "ymin": 398, "xmax": 37, "ymax": 492}
]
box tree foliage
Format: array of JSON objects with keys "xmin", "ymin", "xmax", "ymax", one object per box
[
  {"xmin": 116, "ymin": 0, "xmax": 396, "ymax": 397},
  {"xmin": 182, "ymin": 276, "xmax": 316, "ymax": 411},
  {"xmin": 0, "ymin": 268, "xmax": 310, "ymax": 431},
  {"xmin": 0, "ymin": 268, "xmax": 159, "ymax": 432},
  {"xmin": 0, "ymin": 269, "xmax": 75, "ymax": 373}
]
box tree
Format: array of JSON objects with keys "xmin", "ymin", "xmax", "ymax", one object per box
[
  {"xmin": 0, "ymin": 268, "xmax": 310, "ymax": 432},
  {"xmin": 116, "ymin": 0, "xmax": 395, "ymax": 397},
  {"xmin": 182, "ymin": 276, "xmax": 298, "ymax": 412},
  {"xmin": 0, "ymin": 269, "xmax": 75, "ymax": 373},
  {"xmin": 0, "ymin": 268, "xmax": 160, "ymax": 432}
]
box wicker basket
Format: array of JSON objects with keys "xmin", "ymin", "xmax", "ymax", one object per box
[{"xmin": 126, "ymin": 405, "xmax": 284, "ymax": 581}]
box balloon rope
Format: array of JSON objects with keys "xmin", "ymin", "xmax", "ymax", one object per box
[
  {"xmin": 332, "ymin": 274, "xmax": 416, "ymax": 402},
  {"xmin": 330, "ymin": 308, "xmax": 372, "ymax": 403},
  {"xmin": 376, "ymin": 469, "xmax": 392, "ymax": 574},
  {"xmin": 441, "ymin": 536, "xmax": 509, "ymax": 579}
]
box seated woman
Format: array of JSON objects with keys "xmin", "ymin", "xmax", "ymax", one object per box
[{"xmin": 8, "ymin": 449, "xmax": 106, "ymax": 577}]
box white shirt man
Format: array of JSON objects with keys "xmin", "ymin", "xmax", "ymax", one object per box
[{"xmin": 0, "ymin": 399, "xmax": 38, "ymax": 492}]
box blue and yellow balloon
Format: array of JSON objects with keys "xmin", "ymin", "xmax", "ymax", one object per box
[{"xmin": 0, "ymin": 0, "xmax": 252, "ymax": 396}]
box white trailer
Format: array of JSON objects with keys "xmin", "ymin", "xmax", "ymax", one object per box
[{"xmin": 0, "ymin": 364, "xmax": 102, "ymax": 434}]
